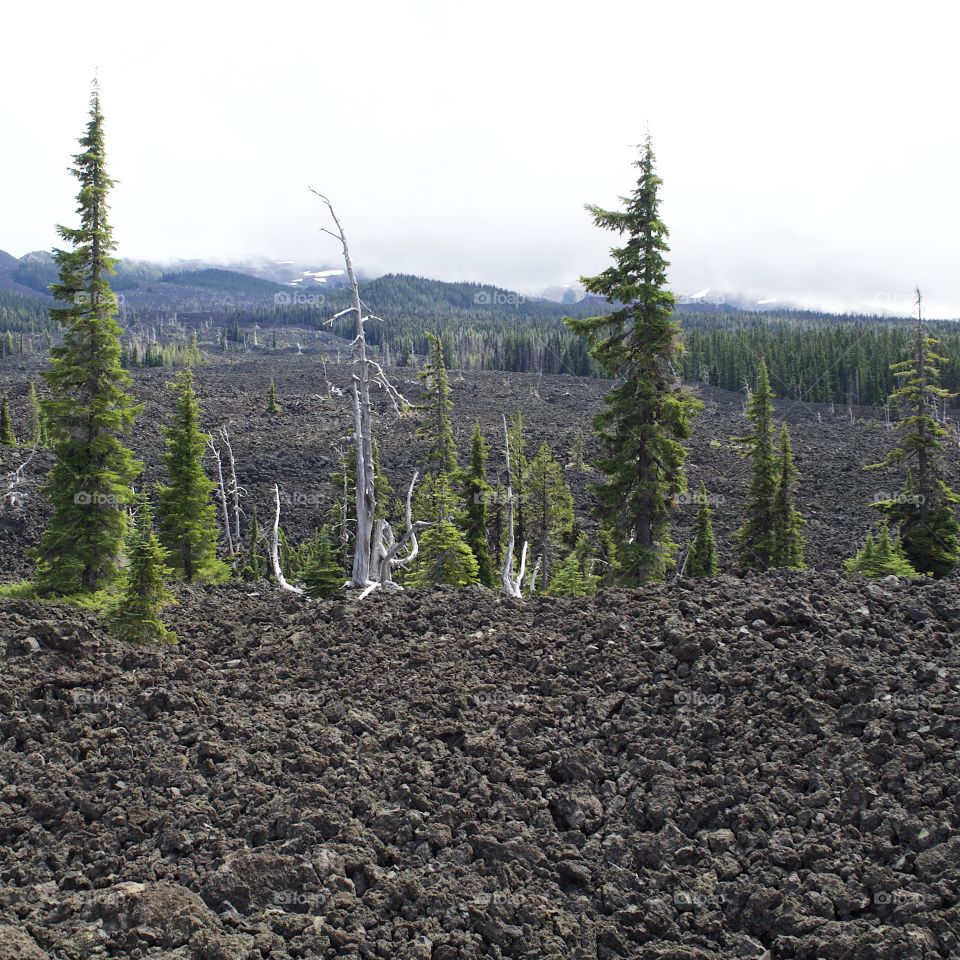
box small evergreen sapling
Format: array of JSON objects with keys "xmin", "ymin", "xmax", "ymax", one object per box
[
  {"xmin": 107, "ymin": 497, "xmax": 175, "ymax": 644},
  {"xmin": 846, "ymin": 524, "xmax": 921, "ymax": 579},
  {"xmin": 300, "ymin": 526, "xmax": 345, "ymax": 599}
]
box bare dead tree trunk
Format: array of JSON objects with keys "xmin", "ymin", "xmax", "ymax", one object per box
[
  {"xmin": 308, "ymin": 190, "xmax": 412, "ymax": 595},
  {"xmin": 207, "ymin": 439, "xmax": 234, "ymax": 557},
  {"xmin": 1, "ymin": 442, "xmax": 38, "ymax": 515},
  {"xmin": 501, "ymin": 414, "xmax": 528, "ymax": 597},
  {"xmin": 219, "ymin": 427, "xmax": 243, "ymax": 548},
  {"xmin": 270, "ymin": 484, "xmax": 303, "ymax": 593}
]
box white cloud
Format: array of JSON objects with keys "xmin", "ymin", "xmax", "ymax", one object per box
[{"xmin": 1, "ymin": 0, "xmax": 957, "ymax": 314}]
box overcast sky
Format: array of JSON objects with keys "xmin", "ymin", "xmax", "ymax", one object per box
[{"xmin": 2, "ymin": 1, "xmax": 957, "ymax": 316}]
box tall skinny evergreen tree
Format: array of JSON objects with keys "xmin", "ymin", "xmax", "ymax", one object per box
[
  {"xmin": 770, "ymin": 424, "xmax": 805, "ymax": 568},
  {"xmin": 869, "ymin": 291, "xmax": 960, "ymax": 577},
  {"xmin": 525, "ymin": 442, "xmax": 575, "ymax": 589},
  {"xmin": 565, "ymin": 135, "xmax": 700, "ymax": 583},
  {"xmin": 35, "ymin": 84, "xmax": 142, "ymax": 595},
  {"xmin": 0, "ymin": 393, "xmax": 14, "ymax": 447},
  {"xmin": 156, "ymin": 369, "xmax": 222, "ymax": 582},
  {"xmin": 418, "ymin": 333, "xmax": 458, "ymax": 476},
  {"xmin": 686, "ymin": 482, "xmax": 718, "ymax": 578},
  {"xmin": 735, "ymin": 360, "xmax": 778, "ymax": 571},
  {"xmin": 463, "ymin": 421, "xmax": 495, "ymax": 587}
]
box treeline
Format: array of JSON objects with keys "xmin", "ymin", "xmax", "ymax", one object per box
[
  {"xmin": 680, "ymin": 314, "xmax": 960, "ymax": 407},
  {"xmin": 0, "ymin": 291, "xmax": 58, "ymax": 353}
]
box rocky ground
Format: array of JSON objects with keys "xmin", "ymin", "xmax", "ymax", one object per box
[
  {"xmin": 2, "ymin": 348, "xmax": 949, "ymax": 581},
  {"xmin": 1, "ymin": 572, "xmax": 959, "ymax": 958}
]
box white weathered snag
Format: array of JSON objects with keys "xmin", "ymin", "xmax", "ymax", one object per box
[
  {"xmin": 308, "ymin": 190, "xmax": 417, "ymax": 596},
  {"xmin": 270, "ymin": 484, "xmax": 304, "ymax": 594},
  {"xmin": 501, "ymin": 414, "xmax": 529, "ymax": 597},
  {"xmin": 1, "ymin": 442, "xmax": 38, "ymax": 515}
]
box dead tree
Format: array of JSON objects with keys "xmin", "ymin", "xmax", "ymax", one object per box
[
  {"xmin": 1, "ymin": 443, "xmax": 38, "ymax": 515},
  {"xmin": 501, "ymin": 414, "xmax": 528, "ymax": 597},
  {"xmin": 206, "ymin": 428, "xmax": 244, "ymax": 560},
  {"xmin": 270, "ymin": 484, "xmax": 303, "ymax": 593},
  {"xmin": 206, "ymin": 439, "xmax": 234, "ymax": 556},
  {"xmin": 308, "ymin": 190, "xmax": 417, "ymax": 595}
]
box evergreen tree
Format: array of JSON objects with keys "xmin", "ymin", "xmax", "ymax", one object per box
[
  {"xmin": 409, "ymin": 472, "xmax": 479, "ymax": 586},
  {"xmin": 846, "ymin": 524, "xmax": 922, "ymax": 579},
  {"xmin": 26, "ymin": 382, "xmax": 41, "ymax": 446},
  {"xmin": 869, "ymin": 292, "xmax": 960, "ymax": 578},
  {"xmin": 242, "ymin": 504, "xmax": 262, "ymax": 580},
  {"xmin": 417, "ymin": 332, "xmax": 458, "ymax": 476},
  {"xmin": 770, "ymin": 424, "xmax": 805, "ymax": 568},
  {"xmin": 408, "ymin": 519, "xmax": 480, "ymax": 587},
  {"xmin": 156, "ymin": 369, "xmax": 222, "ymax": 582},
  {"xmin": 525, "ymin": 441, "xmax": 575, "ymax": 589},
  {"xmin": 735, "ymin": 360, "xmax": 779, "ymax": 571},
  {"xmin": 845, "ymin": 529, "xmax": 876, "ymax": 576},
  {"xmin": 106, "ymin": 496, "xmax": 175, "ymax": 644},
  {"xmin": 463, "ymin": 421, "xmax": 495, "ymax": 587},
  {"xmin": 569, "ymin": 428, "xmax": 588, "ymax": 471},
  {"xmin": 186, "ymin": 330, "xmax": 203, "ymax": 366},
  {"xmin": 547, "ymin": 534, "xmax": 600, "ymax": 596},
  {"xmin": 268, "ymin": 378, "xmax": 280, "ymax": 414},
  {"xmin": 565, "ymin": 135, "xmax": 700, "ymax": 583},
  {"xmin": 35, "ymin": 85, "xmax": 143, "ymax": 595},
  {"xmin": 686, "ymin": 482, "xmax": 718, "ymax": 578},
  {"xmin": 0, "ymin": 393, "xmax": 14, "ymax": 446},
  {"xmin": 300, "ymin": 526, "xmax": 345, "ymax": 599}
]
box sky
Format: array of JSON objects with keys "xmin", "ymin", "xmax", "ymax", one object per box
[{"xmin": 2, "ymin": 0, "xmax": 957, "ymax": 316}]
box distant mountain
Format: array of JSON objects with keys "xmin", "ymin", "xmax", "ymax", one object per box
[{"xmin": 159, "ymin": 268, "xmax": 288, "ymax": 296}]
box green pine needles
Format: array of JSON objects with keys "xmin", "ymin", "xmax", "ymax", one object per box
[
  {"xmin": 0, "ymin": 393, "xmax": 14, "ymax": 447},
  {"xmin": 846, "ymin": 524, "xmax": 922, "ymax": 579},
  {"xmin": 565, "ymin": 135, "xmax": 701, "ymax": 584},
  {"xmin": 156, "ymin": 369, "xmax": 224, "ymax": 582},
  {"xmin": 868, "ymin": 292, "xmax": 959, "ymax": 578},
  {"xmin": 735, "ymin": 360, "xmax": 806, "ymax": 571},
  {"xmin": 35, "ymin": 84, "xmax": 143, "ymax": 596},
  {"xmin": 463, "ymin": 421, "xmax": 495, "ymax": 587},
  {"xmin": 106, "ymin": 496, "xmax": 176, "ymax": 644},
  {"xmin": 686, "ymin": 482, "xmax": 718, "ymax": 578}
]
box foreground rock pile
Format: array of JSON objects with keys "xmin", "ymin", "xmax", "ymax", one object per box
[{"xmin": 1, "ymin": 571, "xmax": 958, "ymax": 959}]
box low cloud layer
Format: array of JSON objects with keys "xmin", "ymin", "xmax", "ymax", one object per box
[{"xmin": 2, "ymin": 1, "xmax": 956, "ymax": 316}]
